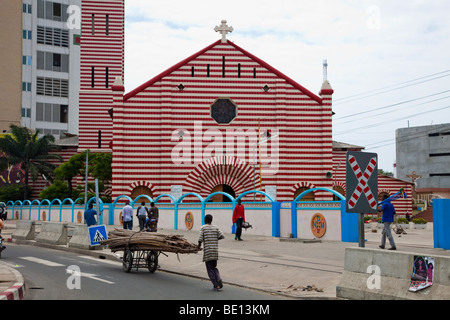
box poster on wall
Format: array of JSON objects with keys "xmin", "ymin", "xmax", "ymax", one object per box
[{"xmin": 408, "ymin": 256, "xmax": 434, "ymax": 292}]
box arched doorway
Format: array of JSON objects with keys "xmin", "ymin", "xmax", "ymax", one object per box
[
  {"xmin": 333, "ymin": 186, "xmax": 345, "ymax": 200},
  {"xmin": 294, "ymin": 187, "xmax": 315, "ymax": 201},
  {"xmin": 209, "ymin": 184, "xmax": 236, "ymax": 202},
  {"xmin": 131, "ymin": 185, "xmax": 153, "ymax": 201}
]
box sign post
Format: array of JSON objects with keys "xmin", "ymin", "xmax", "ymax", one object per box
[{"xmin": 346, "ymin": 151, "xmax": 378, "ymax": 247}]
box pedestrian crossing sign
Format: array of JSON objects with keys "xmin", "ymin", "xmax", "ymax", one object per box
[{"xmin": 88, "ymin": 225, "xmax": 108, "ymax": 246}]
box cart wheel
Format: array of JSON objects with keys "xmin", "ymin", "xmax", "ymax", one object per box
[
  {"xmin": 147, "ymin": 251, "xmax": 158, "ymax": 273},
  {"xmin": 123, "ymin": 248, "xmax": 133, "ymax": 273}
]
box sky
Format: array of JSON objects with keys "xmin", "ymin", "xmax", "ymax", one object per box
[{"xmin": 123, "ymin": 0, "xmax": 450, "ymax": 174}]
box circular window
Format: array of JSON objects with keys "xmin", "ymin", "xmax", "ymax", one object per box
[{"xmin": 211, "ymin": 98, "xmax": 237, "ymax": 124}]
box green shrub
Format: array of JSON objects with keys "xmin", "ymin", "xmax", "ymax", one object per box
[
  {"xmin": 396, "ymin": 217, "xmax": 409, "ymax": 224},
  {"xmin": 412, "ymin": 218, "xmax": 427, "ymax": 224}
]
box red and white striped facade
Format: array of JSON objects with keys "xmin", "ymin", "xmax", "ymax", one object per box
[
  {"xmin": 111, "ymin": 39, "xmax": 335, "ymax": 202},
  {"xmin": 78, "ymin": 0, "xmax": 124, "ymax": 152}
]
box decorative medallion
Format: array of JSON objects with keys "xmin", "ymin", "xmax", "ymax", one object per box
[
  {"xmin": 119, "ymin": 211, "xmax": 123, "ymax": 225},
  {"xmin": 185, "ymin": 211, "xmax": 194, "ymax": 230},
  {"xmin": 310, "ymin": 213, "xmax": 327, "ymax": 238}
]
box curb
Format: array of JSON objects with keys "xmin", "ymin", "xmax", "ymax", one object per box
[{"xmin": 0, "ymin": 263, "xmax": 25, "ymax": 300}]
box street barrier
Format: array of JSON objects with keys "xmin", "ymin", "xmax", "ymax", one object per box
[
  {"xmin": 12, "ymin": 221, "xmax": 36, "ymax": 241},
  {"xmin": 336, "ymin": 247, "xmax": 450, "ymax": 300},
  {"xmin": 35, "ymin": 222, "xmax": 68, "ymax": 245}
]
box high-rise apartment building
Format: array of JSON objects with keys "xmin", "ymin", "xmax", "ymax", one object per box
[{"xmin": 18, "ymin": 0, "xmax": 81, "ymax": 138}]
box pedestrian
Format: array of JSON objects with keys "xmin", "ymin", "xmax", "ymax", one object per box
[
  {"xmin": 232, "ymin": 199, "xmax": 245, "ymax": 241},
  {"xmin": 84, "ymin": 203, "xmax": 98, "ymax": 227},
  {"xmin": 136, "ymin": 201, "xmax": 148, "ymax": 231},
  {"xmin": 378, "ymin": 194, "xmax": 397, "ymax": 250},
  {"xmin": 147, "ymin": 202, "xmax": 159, "ymax": 232},
  {"xmin": 198, "ymin": 214, "xmax": 224, "ymax": 291},
  {"xmin": 122, "ymin": 200, "xmax": 133, "ymax": 230}
]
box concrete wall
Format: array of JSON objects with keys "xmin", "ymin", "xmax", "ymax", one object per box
[
  {"xmin": 337, "ymin": 247, "xmax": 450, "ymax": 300},
  {"xmin": 396, "ymin": 124, "xmax": 450, "ymax": 191}
]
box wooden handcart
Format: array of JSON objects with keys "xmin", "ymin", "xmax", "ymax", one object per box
[
  {"xmin": 121, "ymin": 244, "xmax": 167, "ymax": 273},
  {"xmin": 100, "ymin": 228, "xmax": 200, "ymax": 273}
]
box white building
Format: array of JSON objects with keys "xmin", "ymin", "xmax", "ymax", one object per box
[{"xmin": 20, "ymin": 0, "xmax": 81, "ymax": 138}]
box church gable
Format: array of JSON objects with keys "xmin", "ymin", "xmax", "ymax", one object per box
[
  {"xmin": 112, "ymin": 32, "xmax": 334, "ymax": 202},
  {"xmin": 124, "ymin": 40, "xmax": 322, "ymax": 106}
]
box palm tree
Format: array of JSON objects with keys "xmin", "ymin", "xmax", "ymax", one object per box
[{"xmin": 0, "ymin": 124, "xmax": 62, "ymax": 200}]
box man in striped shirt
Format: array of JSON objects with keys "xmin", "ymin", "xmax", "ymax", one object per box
[{"xmin": 198, "ymin": 214, "xmax": 225, "ymax": 291}]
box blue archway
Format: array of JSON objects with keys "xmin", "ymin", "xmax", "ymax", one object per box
[{"xmin": 294, "ymin": 187, "xmax": 345, "ymax": 202}]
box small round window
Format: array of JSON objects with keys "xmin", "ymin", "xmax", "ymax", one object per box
[{"xmin": 210, "ymin": 98, "xmax": 237, "ymax": 124}]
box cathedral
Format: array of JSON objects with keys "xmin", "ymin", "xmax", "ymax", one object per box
[{"xmin": 25, "ymin": 1, "xmax": 412, "ymax": 215}]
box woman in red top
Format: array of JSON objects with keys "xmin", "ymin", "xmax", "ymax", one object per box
[{"xmin": 232, "ymin": 199, "xmax": 245, "ymax": 241}]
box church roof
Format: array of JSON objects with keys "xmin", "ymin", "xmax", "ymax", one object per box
[{"xmin": 124, "ymin": 40, "xmax": 323, "ymax": 104}]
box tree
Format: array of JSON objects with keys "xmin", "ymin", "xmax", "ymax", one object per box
[
  {"xmin": 0, "ymin": 125, "xmax": 62, "ymax": 200},
  {"xmin": 54, "ymin": 150, "xmax": 112, "ymax": 201}
]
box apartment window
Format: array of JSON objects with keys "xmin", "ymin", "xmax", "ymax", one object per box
[
  {"xmin": 37, "ymin": 0, "xmax": 68, "ymax": 22},
  {"xmin": 22, "ymin": 56, "xmax": 32, "ymax": 66},
  {"xmin": 22, "ymin": 82, "xmax": 32, "ymax": 92},
  {"xmin": 23, "ymin": 30, "xmax": 32, "ymax": 40},
  {"xmin": 37, "ymin": 51, "xmax": 69, "ymax": 72},
  {"xmin": 37, "ymin": 26, "xmax": 69, "ymax": 47},
  {"xmin": 36, "ymin": 77, "xmax": 69, "ymax": 98},
  {"xmin": 36, "ymin": 103, "xmax": 68, "ymax": 123},
  {"xmin": 21, "ymin": 108, "xmax": 31, "ymax": 118},
  {"xmin": 52, "ymin": 2, "xmax": 61, "ymax": 21},
  {"xmin": 23, "ymin": 4, "xmax": 32, "ymax": 14}
]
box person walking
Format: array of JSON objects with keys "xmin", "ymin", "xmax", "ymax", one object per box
[
  {"xmin": 84, "ymin": 203, "xmax": 98, "ymax": 227},
  {"xmin": 136, "ymin": 201, "xmax": 148, "ymax": 231},
  {"xmin": 378, "ymin": 194, "xmax": 397, "ymax": 250},
  {"xmin": 147, "ymin": 202, "xmax": 159, "ymax": 232},
  {"xmin": 122, "ymin": 201, "xmax": 133, "ymax": 230},
  {"xmin": 232, "ymin": 199, "xmax": 245, "ymax": 241},
  {"xmin": 198, "ymin": 214, "xmax": 225, "ymax": 291}
]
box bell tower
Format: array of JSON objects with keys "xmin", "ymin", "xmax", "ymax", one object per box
[{"xmin": 78, "ymin": 0, "xmax": 125, "ymax": 152}]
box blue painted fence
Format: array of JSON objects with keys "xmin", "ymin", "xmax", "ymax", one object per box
[{"xmin": 6, "ymin": 188, "xmax": 357, "ymax": 241}]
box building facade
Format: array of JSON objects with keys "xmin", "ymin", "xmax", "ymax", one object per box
[
  {"xmin": 396, "ymin": 123, "xmax": 450, "ymax": 199},
  {"xmin": 0, "ymin": 0, "xmax": 23, "ymax": 133},
  {"xmin": 110, "ymin": 28, "xmax": 335, "ymax": 203},
  {"xmin": 20, "ymin": 0, "xmax": 81, "ymax": 138},
  {"xmin": 77, "ymin": 0, "xmax": 125, "ymax": 152}
]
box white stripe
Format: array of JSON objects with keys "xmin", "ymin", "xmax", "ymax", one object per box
[{"xmin": 20, "ymin": 257, "xmax": 65, "ymax": 267}]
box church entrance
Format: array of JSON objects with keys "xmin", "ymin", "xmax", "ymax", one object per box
[
  {"xmin": 209, "ymin": 184, "xmax": 236, "ymax": 202},
  {"xmin": 294, "ymin": 187, "xmax": 315, "ymax": 201},
  {"xmin": 131, "ymin": 185, "xmax": 153, "ymax": 201}
]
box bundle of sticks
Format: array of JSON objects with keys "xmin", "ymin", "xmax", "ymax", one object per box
[{"xmin": 100, "ymin": 228, "xmax": 201, "ymax": 254}]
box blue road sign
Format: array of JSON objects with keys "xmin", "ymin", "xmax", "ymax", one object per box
[{"xmin": 88, "ymin": 225, "xmax": 108, "ymax": 246}]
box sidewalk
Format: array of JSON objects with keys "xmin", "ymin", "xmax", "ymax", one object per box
[{"xmin": 1, "ymin": 220, "xmax": 448, "ymax": 300}]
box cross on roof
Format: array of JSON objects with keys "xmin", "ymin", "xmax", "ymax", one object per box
[{"xmin": 215, "ymin": 20, "xmax": 233, "ymax": 43}]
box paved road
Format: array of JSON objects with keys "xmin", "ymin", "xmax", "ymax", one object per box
[{"xmin": 4, "ymin": 244, "xmax": 288, "ymax": 301}]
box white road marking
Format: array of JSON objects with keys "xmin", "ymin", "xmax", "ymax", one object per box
[
  {"xmin": 19, "ymin": 256, "xmax": 65, "ymax": 267},
  {"xmin": 19, "ymin": 256, "xmax": 115, "ymax": 285},
  {"xmin": 66, "ymin": 268, "xmax": 115, "ymax": 285}
]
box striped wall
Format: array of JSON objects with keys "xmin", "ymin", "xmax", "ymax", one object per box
[
  {"xmin": 78, "ymin": 0, "xmax": 124, "ymax": 152},
  {"xmin": 112, "ymin": 39, "xmax": 334, "ymax": 202}
]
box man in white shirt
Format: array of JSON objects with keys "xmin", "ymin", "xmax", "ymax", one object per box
[{"xmin": 122, "ymin": 201, "xmax": 133, "ymax": 230}]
